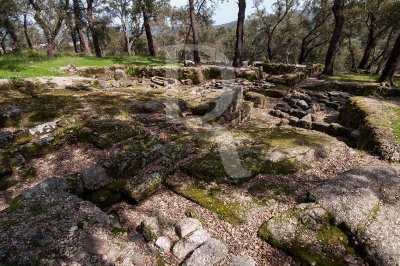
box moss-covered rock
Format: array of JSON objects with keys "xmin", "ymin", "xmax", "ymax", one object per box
[
  {"xmin": 258, "ymin": 203, "xmax": 361, "ymax": 265},
  {"xmin": 123, "ymin": 170, "xmax": 167, "ymax": 202},
  {"xmin": 340, "ymin": 97, "xmax": 399, "ymax": 162},
  {"xmin": 302, "ymin": 80, "xmax": 399, "ymax": 97},
  {"xmin": 76, "ymin": 119, "xmax": 139, "ymax": 149},
  {"xmin": 244, "ymin": 91, "xmax": 266, "ymax": 108},
  {"xmin": 252, "ymin": 85, "xmax": 290, "ymax": 98},
  {"xmin": 265, "ymin": 72, "xmax": 307, "ymax": 87},
  {"xmin": 311, "ymin": 166, "xmax": 400, "ymax": 266},
  {"xmin": 140, "ymin": 214, "xmax": 172, "ymax": 242},
  {"xmin": 180, "ymin": 127, "xmax": 335, "ymax": 183},
  {"xmin": 170, "ymin": 182, "xmax": 266, "ymax": 225}
]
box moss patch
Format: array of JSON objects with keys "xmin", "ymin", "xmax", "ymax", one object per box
[{"xmin": 171, "ymin": 183, "xmax": 265, "ymax": 225}]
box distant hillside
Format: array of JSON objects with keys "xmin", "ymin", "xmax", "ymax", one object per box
[{"xmin": 214, "ymin": 21, "xmax": 236, "ymax": 29}]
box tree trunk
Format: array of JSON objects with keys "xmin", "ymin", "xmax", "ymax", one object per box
[
  {"xmin": 87, "ymin": 0, "xmax": 102, "ymax": 58},
  {"xmin": 74, "ymin": 0, "xmax": 91, "ymax": 54},
  {"xmin": 142, "ymin": 5, "xmax": 155, "ymax": 56},
  {"xmin": 23, "ymin": 14, "xmax": 33, "ymax": 49},
  {"xmin": 29, "ymin": 0, "xmax": 64, "ymax": 58},
  {"xmin": 71, "ymin": 30, "xmax": 79, "ymax": 53},
  {"xmin": 379, "ymin": 33, "xmax": 400, "ymax": 85},
  {"xmin": 298, "ymin": 41, "xmax": 308, "ymax": 64},
  {"xmin": 233, "ymin": 0, "xmax": 246, "ymax": 67},
  {"xmin": 358, "ymin": 15, "xmax": 376, "ymax": 70},
  {"xmin": 4, "ymin": 18, "xmax": 21, "ymax": 52},
  {"xmin": 189, "ymin": 0, "xmax": 200, "ymax": 64},
  {"xmin": 322, "ymin": 0, "xmax": 345, "ymax": 75},
  {"xmin": 47, "ymin": 39, "xmax": 55, "ymax": 58}
]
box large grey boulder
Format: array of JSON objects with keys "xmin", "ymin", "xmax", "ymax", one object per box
[
  {"xmin": 311, "ymin": 166, "xmax": 400, "ymax": 266},
  {"xmin": 258, "ymin": 203, "xmax": 362, "ymax": 265},
  {"xmin": 182, "ymin": 238, "xmax": 228, "ymax": 266}
]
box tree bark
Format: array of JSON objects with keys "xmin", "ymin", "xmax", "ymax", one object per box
[
  {"xmin": 142, "ymin": 4, "xmax": 155, "ymax": 56},
  {"xmin": 74, "ymin": 0, "xmax": 91, "ymax": 54},
  {"xmin": 358, "ymin": 15, "xmax": 376, "ymax": 70},
  {"xmin": 4, "ymin": 18, "xmax": 21, "ymax": 52},
  {"xmin": 87, "ymin": 0, "xmax": 102, "ymax": 57},
  {"xmin": 233, "ymin": 0, "xmax": 246, "ymax": 67},
  {"xmin": 379, "ymin": 33, "xmax": 400, "ymax": 85},
  {"xmin": 189, "ymin": 0, "xmax": 200, "ymax": 64},
  {"xmin": 322, "ymin": 0, "xmax": 345, "ymax": 75},
  {"xmin": 23, "ymin": 14, "xmax": 33, "ymax": 49}
]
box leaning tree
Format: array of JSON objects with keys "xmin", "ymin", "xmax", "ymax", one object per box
[
  {"xmin": 379, "ymin": 32, "xmax": 400, "ymax": 85},
  {"xmin": 322, "ymin": 0, "xmax": 345, "ymax": 75}
]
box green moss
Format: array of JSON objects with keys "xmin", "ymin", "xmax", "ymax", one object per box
[
  {"xmin": 172, "ymin": 183, "xmax": 262, "ymax": 225},
  {"xmin": 258, "ymin": 207, "xmax": 355, "ymax": 266},
  {"xmin": 249, "ymin": 183, "xmax": 294, "ymax": 202},
  {"xmin": 317, "ymin": 226, "xmax": 354, "ymax": 254},
  {"xmin": 15, "ymin": 133, "xmax": 33, "ymax": 145},
  {"xmin": 8, "ymin": 196, "xmax": 24, "ymax": 211},
  {"xmin": 141, "ymin": 225, "xmax": 158, "ymax": 242}
]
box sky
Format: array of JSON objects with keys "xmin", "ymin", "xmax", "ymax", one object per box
[{"xmin": 170, "ymin": 0, "xmax": 269, "ymax": 25}]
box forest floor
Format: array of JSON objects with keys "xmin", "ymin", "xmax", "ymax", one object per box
[{"xmin": 0, "ymin": 62, "xmax": 399, "ymax": 265}]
